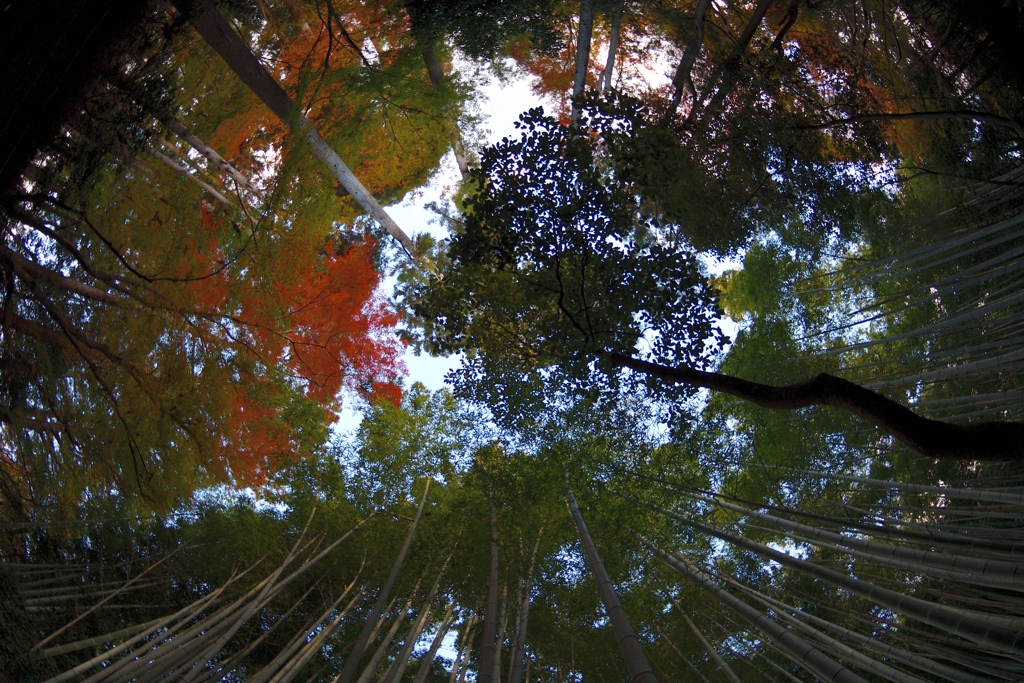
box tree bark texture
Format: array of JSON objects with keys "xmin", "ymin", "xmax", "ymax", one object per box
[
  {"xmin": 566, "ymin": 482, "xmax": 657, "ymax": 683},
  {"xmin": 608, "ymin": 353, "xmax": 1024, "ymax": 461}
]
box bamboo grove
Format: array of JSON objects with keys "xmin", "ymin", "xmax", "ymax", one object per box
[{"xmin": 2, "ymin": 0, "xmax": 1023, "ymax": 682}]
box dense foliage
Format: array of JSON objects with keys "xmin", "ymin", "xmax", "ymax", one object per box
[{"xmin": 2, "ymin": 0, "xmax": 1024, "ymax": 682}]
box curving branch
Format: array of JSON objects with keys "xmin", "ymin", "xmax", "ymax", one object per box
[{"xmin": 606, "ymin": 352, "xmax": 1024, "ymax": 461}]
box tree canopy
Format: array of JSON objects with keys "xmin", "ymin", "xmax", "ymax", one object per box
[{"xmin": 2, "ymin": 0, "xmax": 1024, "ymax": 682}]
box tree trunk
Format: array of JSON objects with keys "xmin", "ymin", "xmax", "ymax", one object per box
[
  {"xmin": 676, "ymin": 609, "xmax": 740, "ymax": 683},
  {"xmin": 176, "ymin": 0, "xmax": 430, "ymax": 272},
  {"xmin": 653, "ymin": 625, "xmax": 712, "ymax": 683},
  {"xmin": 423, "ymin": 45, "xmax": 444, "ymax": 87},
  {"xmin": 635, "ymin": 531, "xmax": 868, "ymax": 683},
  {"xmin": 571, "ymin": 0, "xmax": 595, "ymax": 125},
  {"xmin": 145, "ymin": 144, "xmax": 233, "ymax": 207},
  {"xmin": 457, "ymin": 620, "xmax": 479, "ymax": 683},
  {"xmin": 333, "ymin": 480, "xmax": 431, "ymax": 683},
  {"xmin": 166, "ymin": 118, "xmax": 264, "ymax": 198},
  {"xmin": 382, "ymin": 558, "xmax": 452, "ymax": 683},
  {"xmin": 492, "ymin": 583, "xmax": 509, "ymax": 683},
  {"xmin": 410, "ymin": 603, "xmax": 457, "ymax": 683},
  {"xmin": 354, "ymin": 590, "xmax": 419, "ymax": 683},
  {"xmin": 607, "ymin": 353, "xmax": 1024, "ymax": 461},
  {"xmin": 671, "ymin": 514, "xmax": 1024, "ymax": 655},
  {"xmin": 566, "ymin": 480, "xmax": 657, "ymax": 683},
  {"xmin": 508, "ymin": 526, "xmax": 544, "ymax": 683},
  {"xmin": 599, "ymin": 0, "xmax": 625, "ymax": 93},
  {"xmin": 666, "ymin": 0, "xmax": 712, "ymax": 118}
]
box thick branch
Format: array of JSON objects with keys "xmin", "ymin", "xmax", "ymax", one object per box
[{"xmin": 607, "ymin": 353, "xmax": 1024, "ymax": 461}]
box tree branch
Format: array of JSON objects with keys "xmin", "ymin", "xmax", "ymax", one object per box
[{"xmin": 606, "ymin": 352, "xmax": 1024, "ymax": 461}]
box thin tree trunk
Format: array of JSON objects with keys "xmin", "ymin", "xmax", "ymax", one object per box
[
  {"xmin": 383, "ymin": 556, "xmax": 454, "ymax": 683},
  {"xmin": 478, "ymin": 490, "xmax": 502, "ymax": 683},
  {"xmin": 492, "ymin": 583, "xmax": 509, "ymax": 683},
  {"xmin": 634, "ymin": 531, "xmax": 868, "ymax": 683},
  {"xmin": 678, "ymin": 490, "xmax": 1024, "ymax": 589},
  {"xmin": 666, "ymin": 0, "xmax": 712, "ymax": 118},
  {"xmin": 257, "ymin": 580, "xmax": 362, "ymax": 683},
  {"xmin": 410, "ymin": 603, "xmax": 458, "ymax": 683},
  {"xmin": 34, "ymin": 543, "xmax": 188, "ymax": 651},
  {"xmin": 509, "ymin": 526, "xmax": 544, "ymax": 683},
  {"xmin": 599, "ymin": 0, "xmax": 625, "ymax": 93},
  {"xmin": 448, "ymin": 615, "xmax": 477, "ymax": 683},
  {"xmin": 332, "ymin": 480, "xmax": 431, "ymax": 683},
  {"xmin": 354, "ymin": 590, "xmax": 420, "ymax": 683},
  {"xmin": 653, "ymin": 625, "xmax": 712, "ymax": 683},
  {"xmin": 668, "ymin": 514, "xmax": 1024, "ymax": 654},
  {"xmin": 146, "ymin": 145, "xmax": 233, "ymax": 207},
  {"xmin": 167, "ymin": 118, "xmax": 264, "ymax": 198},
  {"xmin": 177, "ymin": 0, "xmax": 430, "ymax": 272},
  {"xmin": 566, "ymin": 481, "xmax": 657, "ymax": 683},
  {"xmin": 457, "ymin": 621, "xmax": 479, "ymax": 683},
  {"xmin": 571, "ymin": 0, "xmax": 596, "ymax": 125},
  {"xmin": 730, "ymin": 583, "xmax": 992, "ymax": 683},
  {"xmin": 676, "ymin": 610, "xmax": 740, "ymax": 683},
  {"xmin": 606, "ymin": 352, "xmax": 1024, "ymax": 461}
]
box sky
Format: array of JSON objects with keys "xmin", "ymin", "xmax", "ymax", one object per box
[
  {"xmin": 333, "ymin": 64, "xmax": 543, "ymax": 433},
  {"xmin": 333, "ymin": 56, "xmax": 741, "ymax": 434}
]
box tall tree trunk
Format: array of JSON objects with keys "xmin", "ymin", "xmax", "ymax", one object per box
[
  {"xmin": 571, "ymin": 0, "xmax": 596, "ymax": 125},
  {"xmin": 654, "ymin": 625, "xmax": 713, "ymax": 683},
  {"xmin": 176, "ymin": 0, "xmax": 431, "ymax": 272},
  {"xmin": 666, "ymin": 0, "xmax": 712, "ymax": 118},
  {"xmin": 665, "ymin": 514, "xmax": 1024, "ymax": 655},
  {"xmin": 457, "ymin": 621, "xmax": 479, "ymax": 683},
  {"xmin": 333, "ymin": 480, "xmax": 432, "ymax": 683},
  {"xmin": 606, "ymin": 353, "xmax": 1024, "ymax": 461},
  {"xmin": 599, "ymin": 0, "xmax": 625, "ymax": 93},
  {"xmin": 477, "ymin": 489, "xmax": 501, "ymax": 683},
  {"xmin": 354, "ymin": 589, "xmax": 420, "ymax": 683},
  {"xmin": 566, "ymin": 480, "xmax": 657, "ymax": 683}
]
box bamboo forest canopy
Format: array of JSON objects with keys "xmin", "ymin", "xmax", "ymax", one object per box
[{"xmin": 2, "ymin": 0, "xmax": 1024, "ymax": 682}]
